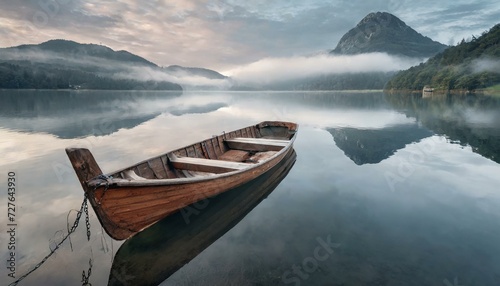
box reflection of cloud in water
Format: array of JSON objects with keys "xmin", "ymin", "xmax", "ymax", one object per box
[
  {"xmin": 0, "ymin": 91, "xmax": 229, "ymax": 138},
  {"xmin": 0, "ymin": 91, "xmax": 415, "ymax": 168},
  {"xmin": 214, "ymin": 91, "xmax": 417, "ymax": 129},
  {"xmin": 3, "ymin": 91, "xmax": 500, "ymax": 285},
  {"xmin": 0, "ymin": 90, "xmax": 183, "ymax": 138},
  {"xmin": 168, "ymin": 102, "xmax": 227, "ymax": 116},
  {"xmin": 221, "ymin": 105, "xmax": 416, "ymax": 129}
]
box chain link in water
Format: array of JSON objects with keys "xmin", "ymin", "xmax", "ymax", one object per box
[
  {"xmin": 8, "ymin": 195, "xmax": 90, "ymax": 286},
  {"xmin": 81, "ymin": 258, "xmax": 93, "ymax": 286},
  {"xmin": 84, "ymin": 198, "xmax": 91, "ymax": 241}
]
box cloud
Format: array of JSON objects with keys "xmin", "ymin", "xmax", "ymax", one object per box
[
  {"xmin": 225, "ymin": 53, "xmax": 423, "ymax": 85},
  {"xmin": 394, "ymin": 0, "xmax": 500, "ymax": 45},
  {"xmin": 0, "ymin": 1, "xmax": 498, "ymax": 70},
  {"xmin": 168, "ymin": 102, "xmax": 228, "ymax": 116},
  {"xmin": 471, "ymin": 58, "xmax": 500, "ymax": 74},
  {"xmin": 113, "ymin": 66, "xmax": 232, "ymax": 89}
]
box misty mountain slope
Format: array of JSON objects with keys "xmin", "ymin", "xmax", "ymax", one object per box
[
  {"xmin": 165, "ymin": 65, "xmax": 227, "ymax": 79},
  {"xmin": 9, "ymin": 39, "xmax": 157, "ymax": 67},
  {"xmin": 331, "ymin": 12, "xmax": 447, "ymax": 58},
  {"xmin": 386, "ymin": 23, "xmax": 500, "ymax": 91},
  {"xmin": 0, "ymin": 40, "xmax": 229, "ymax": 90},
  {"xmin": 0, "ymin": 61, "xmax": 183, "ymax": 90}
]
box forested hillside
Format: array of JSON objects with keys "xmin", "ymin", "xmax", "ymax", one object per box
[
  {"xmin": 0, "ymin": 39, "xmax": 223, "ymax": 90},
  {"xmin": 269, "ymin": 72, "xmax": 394, "ymax": 91},
  {"xmin": 0, "ymin": 62, "xmax": 182, "ymax": 90},
  {"xmin": 386, "ymin": 24, "xmax": 500, "ymax": 91}
]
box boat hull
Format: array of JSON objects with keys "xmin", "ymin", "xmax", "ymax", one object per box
[
  {"xmin": 66, "ymin": 121, "xmax": 298, "ymax": 240},
  {"xmin": 90, "ymin": 147, "xmax": 291, "ymax": 239}
]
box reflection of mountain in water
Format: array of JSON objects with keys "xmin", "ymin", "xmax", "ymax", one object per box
[
  {"xmin": 386, "ymin": 93, "xmax": 500, "ymax": 163},
  {"xmin": 0, "ymin": 90, "xmax": 222, "ymax": 139},
  {"xmin": 108, "ymin": 149, "xmax": 296, "ymax": 286},
  {"xmin": 329, "ymin": 124, "xmax": 433, "ymax": 165}
]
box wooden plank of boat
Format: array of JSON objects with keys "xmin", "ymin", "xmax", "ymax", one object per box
[
  {"xmin": 218, "ymin": 149, "xmax": 251, "ymax": 162},
  {"xmin": 225, "ymin": 137, "xmax": 289, "ymax": 152},
  {"xmin": 227, "ymin": 137, "xmax": 290, "ymax": 144},
  {"xmin": 66, "ymin": 120, "xmax": 298, "ymax": 240},
  {"xmin": 168, "ymin": 155, "xmax": 252, "ymax": 174}
]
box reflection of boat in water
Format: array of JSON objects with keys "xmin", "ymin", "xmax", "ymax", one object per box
[
  {"xmin": 108, "ymin": 148, "xmax": 297, "ymax": 286},
  {"xmin": 66, "ymin": 121, "xmax": 298, "ymax": 240}
]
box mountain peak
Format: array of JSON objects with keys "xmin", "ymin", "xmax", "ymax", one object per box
[
  {"xmin": 331, "ymin": 12, "xmax": 447, "ymax": 58},
  {"xmin": 358, "ymin": 12, "xmax": 406, "ymax": 29}
]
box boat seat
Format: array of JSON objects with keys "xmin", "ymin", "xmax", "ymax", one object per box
[
  {"xmin": 168, "ymin": 155, "xmax": 252, "ymax": 174},
  {"xmin": 224, "ymin": 137, "xmax": 288, "ymax": 152}
]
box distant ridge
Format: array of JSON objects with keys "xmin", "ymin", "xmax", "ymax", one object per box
[
  {"xmin": 165, "ymin": 65, "xmax": 227, "ymax": 79},
  {"xmin": 331, "ymin": 12, "xmax": 447, "ymax": 58},
  {"xmin": 0, "ymin": 39, "xmax": 229, "ymax": 90},
  {"xmin": 0, "ymin": 39, "xmax": 182, "ymax": 90},
  {"xmin": 11, "ymin": 39, "xmax": 157, "ymax": 67}
]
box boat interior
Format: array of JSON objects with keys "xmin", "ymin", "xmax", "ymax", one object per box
[{"xmin": 109, "ymin": 121, "xmax": 298, "ymax": 180}]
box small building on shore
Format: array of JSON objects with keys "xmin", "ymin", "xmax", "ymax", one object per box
[{"xmin": 422, "ymin": 85, "xmax": 434, "ymax": 97}]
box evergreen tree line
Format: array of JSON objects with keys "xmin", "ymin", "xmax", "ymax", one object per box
[
  {"xmin": 0, "ymin": 61, "xmax": 182, "ymax": 90},
  {"xmin": 290, "ymin": 72, "xmax": 394, "ymax": 90},
  {"xmin": 234, "ymin": 72, "xmax": 394, "ymax": 91},
  {"xmin": 386, "ymin": 24, "xmax": 500, "ymax": 91}
]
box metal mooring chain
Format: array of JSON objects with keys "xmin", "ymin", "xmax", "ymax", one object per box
[
  {"xmin": 84, "ymin": 198, "xmax": 91, "ymax": 241},
  {"xmin": 81, "ymin": 258, "xmax": 93, "ymax": 286},
  {"xmin": 8, "ymin": 194, "xmax": 91, "ymax": 286}
]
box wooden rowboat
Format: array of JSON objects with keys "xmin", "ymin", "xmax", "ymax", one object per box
[
  {"xmin": 108, "ymin": 149, "xmax": 297, "ymax": 285},
  {"xmin": 66, "ymin": 121, "xmax": 298, "ymax": 240}
]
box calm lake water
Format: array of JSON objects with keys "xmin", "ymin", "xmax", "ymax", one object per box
[{"xmin": 1, "ymin": 90, "xmax": 500, "ymax": 286}]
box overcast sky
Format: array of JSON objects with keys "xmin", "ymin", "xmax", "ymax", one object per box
[{"xmin": 0, "ymin": 0, "xmax": 498, "ymax": 72}]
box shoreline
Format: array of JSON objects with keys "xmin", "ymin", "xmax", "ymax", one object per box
[{"xmin": 384, "ymin": 88, "xmax": 500, "ymax": 96}]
